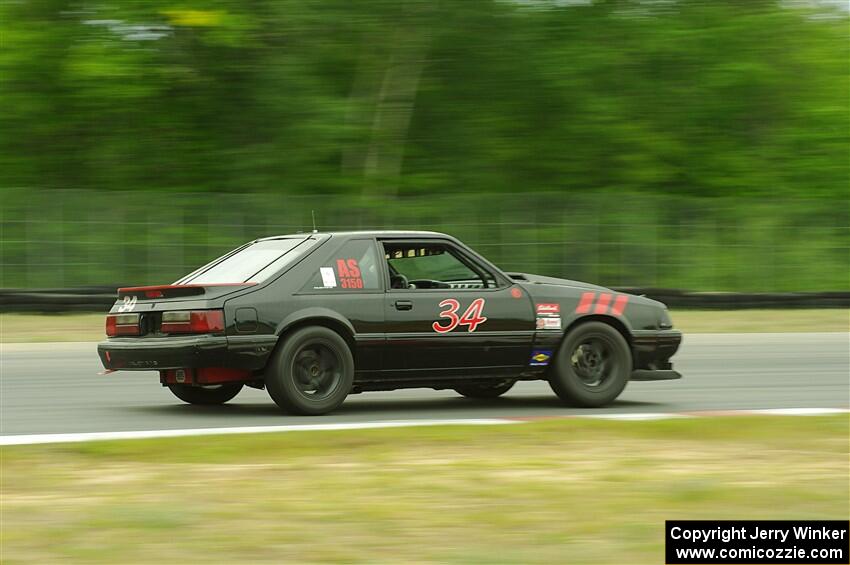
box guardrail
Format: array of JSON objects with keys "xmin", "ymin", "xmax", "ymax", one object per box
[
  {"xmin": 4, "ymin": 190, "xmax": 849, "ymax": 293},
  {"xmin": 1, "ymin": 287, "xmax": 847, "ymax": 313},
  {"xmin": 0, "ymin": 287, "xmax": 120, "ymax": 313}
]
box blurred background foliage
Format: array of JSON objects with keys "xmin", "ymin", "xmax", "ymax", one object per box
[{"xmin": 1, "ymin": 0, "xmax": 848, "ymax": 290}]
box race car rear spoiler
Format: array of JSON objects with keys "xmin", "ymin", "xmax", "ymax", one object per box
[{"xmin": 117, "ymin": 283, "xmax": 256, "ymax": 300}]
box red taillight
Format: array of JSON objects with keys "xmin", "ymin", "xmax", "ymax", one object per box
[
  {"xmin": 105, "ymin": 314, "xmax": 140, "ymax": 337},
  {"xmin": 161, "ymin": 310, "xmax": 225, "ymax": 334}
]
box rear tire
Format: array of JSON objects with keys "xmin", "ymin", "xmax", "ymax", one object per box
[
  {"xmin": 549, "ymin": 322, "xmax": 631, "ymax": 407},
  {"xmin": 266, "ymin": 326, "xmax": 354, "ymax": 415},
  {"xmin": 454, "ymin": 379, "xmax": 515, "ymax": 398},
  {"xmin": 168, "ymin": 383, "xmax": 243, "ymax": 405}
]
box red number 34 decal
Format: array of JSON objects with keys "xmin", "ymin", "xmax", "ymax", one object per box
[{"xmin": 432, "ymin": 298, "xmax": 488, "ymax": 333}]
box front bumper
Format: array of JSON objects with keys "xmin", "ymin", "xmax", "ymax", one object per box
[
  {"xmin": 98, "ymin": 335, "xmax": 234, "ymax": 371},
  {"xmin": 631, "ymin": 328, "xmax": 682, "ymax": 375},
  {"xmin": 630, "ymin": 369, "xmax": 682, "ymax": 381}
]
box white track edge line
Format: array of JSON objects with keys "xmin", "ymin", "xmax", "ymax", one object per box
[
  {"xmin": 582, "ymin": 413, "xmax": 692, "ymax": 421},
  {"xmin": 1, "ymin": 409, "xmax": 847, "ymax": 446},
  {"xmin": 744, "ymin": 408, "xmax": 849, "ymax": 416},
  {"xmin": 0, "ymin": 418, "xmax": 518, "ymax": 446}
]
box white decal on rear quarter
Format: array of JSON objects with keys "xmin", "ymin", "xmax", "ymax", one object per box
[{"xmin": 319, "ymin": 267, "xmax": 337, "ymax": 288}]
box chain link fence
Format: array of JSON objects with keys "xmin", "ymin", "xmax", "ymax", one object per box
[{"xmin": 1, "ymin": 189, "xmax": 848, "ymax": 291}]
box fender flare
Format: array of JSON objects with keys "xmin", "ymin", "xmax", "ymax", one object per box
[
  {"xmin": 561, "ymin": 313, "xmax": 634, "ymax": 345},
  {"xmin": 275, "ymin": 307, "xmax": 356, "ymax": 342}
]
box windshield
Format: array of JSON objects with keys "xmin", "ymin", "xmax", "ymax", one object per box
[{"xmin": 178, "ymin": 238, "xmax": 312, "ymax": 284}]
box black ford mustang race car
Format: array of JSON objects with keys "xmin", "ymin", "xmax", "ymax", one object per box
[{"xmin": 98, "ymin": 231, "xmax": 682, "ymax": 415}]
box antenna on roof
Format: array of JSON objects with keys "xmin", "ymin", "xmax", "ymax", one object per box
[{"xmin": 311, "ymin": 210, "xmax": 318, "ymax": 233}]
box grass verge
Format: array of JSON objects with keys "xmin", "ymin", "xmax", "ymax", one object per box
[
  {"xmin": 2, "ymin": 416, "xmax": 848, "ymax": 563},
  {"xmin": 0, "ymin": 313, "xmax": 106, "ymax": 343},
  {"xmin": 0, "ymin": 309, "xmax": 847, "ymax": 343},
  {"xmin": 669, "ymin": 308, "xmax": 848, "ymax": 333}
]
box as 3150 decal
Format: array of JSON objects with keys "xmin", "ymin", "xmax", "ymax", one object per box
[
  {"xmin": 432, "ymin": 298, "xmax": 488, "ymax": 333},
  {"xmin": 336, "ymin": 259, "xmax": 363, "ymax": 289}
]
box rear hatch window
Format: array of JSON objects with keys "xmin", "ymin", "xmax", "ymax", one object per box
[{"xmin": 178, "ymin": 237, "xmax": 315, "ymax": 285}]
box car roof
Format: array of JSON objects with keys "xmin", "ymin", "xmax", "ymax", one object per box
[
  {"xmin": 256, "ymin": 230, "xmax": 451, "ymax": 241},
  {"xmin": 253, "ymin": 230, "xmax": 510, "ymax": 280}
]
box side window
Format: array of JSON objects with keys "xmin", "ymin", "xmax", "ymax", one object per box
[
  {"xmin": 301, "ymin": 240, "xmax": 381, "ymax": 291},
  {"xmin": 383, "ymin": 242, "xmax": 498, "ymax": 290}
]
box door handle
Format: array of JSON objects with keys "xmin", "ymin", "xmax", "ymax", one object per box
[{"xmin": 394, "ymin": 300, "xmax": 413, "ymax": 311}]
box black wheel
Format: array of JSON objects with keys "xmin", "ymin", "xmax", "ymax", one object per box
[
  {"xmin": 168, "ymin": 383, "xmax": 243, "ymax": 405},
  {"xmin": 454, "ymin": 379, "xmax": 516, "ymax": 399},
  {"xmin": 266, "ymin": 326, "xmax": 354, "ymax": 415},
  {"xmin": 549, "ymin": 322, "xmax": 631, "ymax": 407}
]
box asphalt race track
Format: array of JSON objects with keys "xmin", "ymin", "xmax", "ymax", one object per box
[{"xmin": 1, "ymin": 333, "xmax": 848, "ymax": 436}]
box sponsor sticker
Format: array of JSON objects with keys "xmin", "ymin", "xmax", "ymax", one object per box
[
  {"xmin": 530, "ymin": 350, "xmax": 553, "ymax": 366},
  {"xmin": 319, "ymin": 267, "xmax": 337, "ymax": 288},
  {"xmin": 536, "ymin": 317, "xmax": 562, "ymax": 330},
  {"xmin": 535, "ymin": 302, "xmax": 562, "ymax": 331},
  {"xmin": 536, "ymin": 303, "xmax": 560, "ymax": 316}
]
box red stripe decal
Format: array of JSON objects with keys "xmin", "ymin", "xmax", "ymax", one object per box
[
  {"xmin": 610, "ymin": 295, "xmax": 629, "ymax": 316},
  {"xmin": 575, "ymin": 292, "xmax": 595, "ymax": 314},
  {"xmin": 593, "ymin": 293, "xmax": 612, "ymax": 314}
]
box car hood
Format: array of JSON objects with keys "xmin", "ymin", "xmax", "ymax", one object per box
[
  {"xmin": 507, "ymin": 272, "xmax": 610, "ymax": 291},
  {"xmin": 510, "ymin": 272, "xmax": 669, "ymax": 311}
]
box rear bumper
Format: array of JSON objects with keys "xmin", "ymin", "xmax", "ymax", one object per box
[{"xmin": 98, "ymin": 335, "xmax": 236, "ymax": 371}]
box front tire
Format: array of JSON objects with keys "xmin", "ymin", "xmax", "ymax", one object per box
[
  {"xmin": 266, "ymin": 326, "xmax": 354, "ymax": 415},
  {"xmin": 454, "ymin": 379, "xmax": 515, "ymax": 398},
  {"xmin": 549, "ymin": 322, "xmax": 631, "ymax": 407},
  {"xmin": 168, "ymin": 383, "xmax": 243, "ymax": 405}
]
